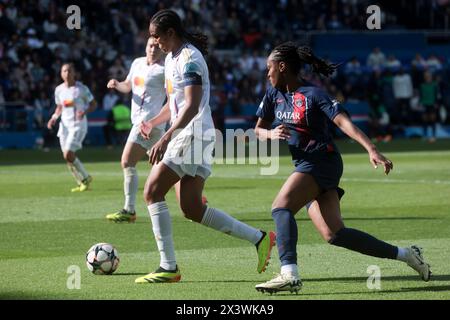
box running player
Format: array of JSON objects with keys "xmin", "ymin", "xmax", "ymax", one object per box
[
  {"xmin": 105, "ymin": 37, "xmax": 166, "ymax": 222},
  {"xmin": 47, "ymin": 63, "xmax": 97, "ymax": 192},
  {"xmin": 253, "ymin": 42, "xmax": 431, "ymax": 294},
  {"xmin": 105, "ymin": 37, "xmax": 208, "ymax": 222},
  {"xmin": 135, "ymin": 9, "xmax": 275, "ymax": 283}
]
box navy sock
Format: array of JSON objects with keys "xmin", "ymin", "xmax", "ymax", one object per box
[
  {"xmin": 272, "ymin": 208, "xmax": 297, "ymax": 266},
  {"xmin": 330, "ymin": 227, "xmax": 398, "ymax": 259}
]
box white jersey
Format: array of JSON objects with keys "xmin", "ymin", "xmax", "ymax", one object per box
[
  {"xmin": 164, "ymin": 43, "xmax": 215, "ymax": 139},
  {"xmin": 54, "ymin": 81, "xmax": 94, "ymax": 127},
  {"xmin": 126, "ymin": 57, "xmax": 166, "ymax": 126}
]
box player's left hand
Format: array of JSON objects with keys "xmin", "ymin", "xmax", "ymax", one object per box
[
  {"xmin": 148, "ymin": 136, "xmax": 170, "ymax": 165},
  {"xmin": 76, "ymin": 110, "xmax": 86, "ymax": 120},
  {"xmin": 369, "ymin": 150, "xmax": 393, "ymax": 175},
  {"xmin": 140, "ymin": 121, "xmax": 153, "ymax": 140}
]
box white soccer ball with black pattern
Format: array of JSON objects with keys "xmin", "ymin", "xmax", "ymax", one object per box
[{"xmin": 86, "ymin": 243, "xmax": 120, "ymax": 275}]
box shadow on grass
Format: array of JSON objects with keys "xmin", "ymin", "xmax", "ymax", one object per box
[
  {"xmin": 294, "ymin": 285, "xmax": 450, "ymax": 297},
  {"xmin": 179, "ymin": 280, "xmax": 258, "ymax": 283},
  {"xmin": 240, "ymin": 216, "xmax": 440, "ymax": 223},
  {"xmin": 306, "ymin": 274, "xmax": 450, "ymax": 282},
  {"xmin": 112, "ymin": 272, "xmax": 148, "ymax": 276}
]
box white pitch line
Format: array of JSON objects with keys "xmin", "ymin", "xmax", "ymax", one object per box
[{"xmin": 1, "ymin": 170, "xmax": 449, "ymax": 186}]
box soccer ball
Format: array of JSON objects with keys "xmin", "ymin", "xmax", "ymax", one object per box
[{"xmin": 86, "ymin": 243, "xmax": 120, "ymax": 275}]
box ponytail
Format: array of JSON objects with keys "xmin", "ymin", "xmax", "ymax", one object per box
[
  {"xmin": 270, "ymin": 42, "xmax": 339, "ymax": 77},
  {"xmin": 182, "ymin": 31, "xmax": 209, "ymax": 56},
  {"xmin": 296, "ymin": 46, "xmax": 339, "ymax": 77}
]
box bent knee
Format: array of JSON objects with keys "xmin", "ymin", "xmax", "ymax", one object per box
[
  {"xmin": 64, "ymin": 152, "xmax": 75, "ymax": 162},
  {"xmin": 180, "ymin": 202, "xmax": 204, "ymax": 223},
  {"xmin": 326, "ymin": 227, "xmax": 346, "ymax": 244},
  {"xmin": 121, "ymin": 160, "xmax": 131, "ymax": 169},
  {"xmin": 143, "ymin": 183, "xmax": 165, "ymax": 204}
]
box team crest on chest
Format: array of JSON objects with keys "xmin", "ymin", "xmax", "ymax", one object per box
[{"xmin": 292, "ymin": 92, "xmax": 306, "ymax": 124}]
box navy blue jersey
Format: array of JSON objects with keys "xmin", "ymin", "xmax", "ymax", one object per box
[{"xmin": 256, "ymin": 85, "xmax": 346, "ymax": 157}]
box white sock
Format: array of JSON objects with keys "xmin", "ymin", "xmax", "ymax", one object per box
[
  {"xmin": 396, "ymin": 247, "xmax": 409, "ymax": 262},
  {"xmin": 148, "ymin": 202, "xmax": 176, "ymax": 270},
  {"xmin": 281, "ymin": 264, "xmax": 299, "ymax": 278},
  {"xmin": 67, "ymin": 162, "xmax": 82, "ymax": 184},
  {"xmin": 123, "ymin": 167, "xmax": 138, "ymax": 213},
  {"xmin": 73, "ymin": 158, "xmax": 89, "ymax": 181},
  {"xmin": 201, "ymin": 207, "xmax": 263, "ymax": 245}
]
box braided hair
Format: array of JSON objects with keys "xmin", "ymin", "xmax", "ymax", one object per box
[
  {"xmin": 150, "ymin": 9, "xmax": 209, "ymax": 56},
  {"xmin": 269, "ymin": 42, "xmax": 339, "ymax": 77}
]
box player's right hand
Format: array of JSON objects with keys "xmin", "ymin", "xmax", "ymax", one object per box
[
  {"xmin": 107, "ymin": 79, "xmax": 118, "ymax": 89},
  {"xmin": 140, "ymin": 121, "xmax": 153, "ymax": 140},
  {"xmin": 271, "ymin": 125, "xmax": 291, "ymax": 140},
  {"xmin": 47, "ymin": 118, "xmax": 56, "ymax": 129}
]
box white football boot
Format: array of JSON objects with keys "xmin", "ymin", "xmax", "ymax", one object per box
[
  {"xmin": 405, "ymin": 245, "xmax": 432, "ymax": 281},
  {"xmin": 255, "ymin": 272, "xmax": 302, "ymax": 294}
]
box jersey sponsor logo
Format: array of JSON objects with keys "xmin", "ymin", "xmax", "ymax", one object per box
[
  {"xmin": 276, "ymin": 92, "xmax": 306, "ymax": 125},
  {"xmin": 276, "ymin": 111, "xmax": 301, "ymax": 120},
  {"xmin": 63, "ymin": 99, "xmax": 74, "ymax": 107},
  {"xmin": 166, "ymin": 79, "xmax": 173, "ymax": 94},
  {"xmin": 134, "ymin": 77, "xmax": 145, "ymax": 87}
]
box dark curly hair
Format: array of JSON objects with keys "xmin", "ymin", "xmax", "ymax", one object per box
[{"xmin": 150, "ymin": 9, "xmax": 209, "ymax": 56}]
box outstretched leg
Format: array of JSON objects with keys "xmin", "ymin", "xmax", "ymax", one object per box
[
  {"xmin": 179, "ymin": 174, "xmax": 275, "ymax": 273},
  {"xmin": 307, "ymin": 189, "xmax": 431, "ymax": 281}
]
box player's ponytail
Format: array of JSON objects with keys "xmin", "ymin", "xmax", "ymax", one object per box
[
  {"xmin": 150, "ymin": 9, "xmax": 209, "ymax": 56},
  {"xmin": 269, "ymin": 42, "xmax": 339, "ymax": 77},
  {"xmin": 296, "ymin": 46, "xmax": 338, "ymax": 77}
]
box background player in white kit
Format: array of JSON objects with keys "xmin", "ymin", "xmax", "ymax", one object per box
[
  {"xmin": 105, "ymin": 37, "xmax": 167, "ymax": 222},
  {"xmin": 47, "ymin": 63, "xmax": 97, "ymax": 192},
  {"xmin": 135, "ymin": 10, "xmax": 275, "ymax": 284}
]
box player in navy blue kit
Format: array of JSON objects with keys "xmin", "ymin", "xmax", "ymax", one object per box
[{"xmin": 254, "ymin": 42, "xmax": 431, "ymax": 294}]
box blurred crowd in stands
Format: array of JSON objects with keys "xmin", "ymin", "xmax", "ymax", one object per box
[{"xmin": 1, "ymin": 0, "xmax": 450, "ymax": 143}]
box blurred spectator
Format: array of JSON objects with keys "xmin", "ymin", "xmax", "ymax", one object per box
[
  {"xmin": 345, "ymin": 56, "xmax": 362, "ymax": 75},
  {"xmin": 411, "ymin": 53, "xmax": 427, "ymax": 70},
  {"xmin": 420, "ymin": 71, "xmax": 440, "ymax": 142},
  {"xmin": 409, "ymin": 89, "xmax": 425, "ymax": 125},
  {"xmin": 102, "ymin": 89, "xmax": 120, "ymax": 111},
  {"xmin": 367, "ymin": 47, "xmax": 386, "ymax": 70},
  {"xmin": 385, "ymin": 54, "xmax": 402, "ymax": 71},
  {"xmin": 392, "ymin": 68, "xmax": 413, "ymax": 125},
  {"xmin": 425, "ymin": 54, "xmax": 443, "ymax": 73},
  {"xmin": 108, "ymin": 58, "xmax": 127, "ymax": 79},
  {"xmin": 0, "ymin": 0, "xmax": 449, "ymax": 144}
]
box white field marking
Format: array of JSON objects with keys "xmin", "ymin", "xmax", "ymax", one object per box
[
  {"xmin": 1, "ymin": 169, "xmax": 450, "ymax": 186},
  {"xmin": 209, "ymin": 173, "xmax": 450, "ymax": 185}
]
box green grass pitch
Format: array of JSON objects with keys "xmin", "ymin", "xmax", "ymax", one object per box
[{"xmin": 1, "ymin": 139, "xmax": 450, "ymax": 300}]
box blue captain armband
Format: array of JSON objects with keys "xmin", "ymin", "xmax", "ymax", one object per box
[{"xmin": 183, "ymin": 72, "xmax": 202, "ymax": 86}]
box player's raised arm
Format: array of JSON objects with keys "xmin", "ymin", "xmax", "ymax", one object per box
[
  {"xmin": 333, "ymin": 112, "xmax": 393, "ymax": 175},
  {"xmin": 107, "ymin": 78, "xmax": 132, "ymax": 93}
]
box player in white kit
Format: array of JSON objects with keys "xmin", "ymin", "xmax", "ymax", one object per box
[
  {"xmin": 105, "ymin": 37, "xmax": 167, "ymax": 222},
  {"xmin": 47, "ymin": 63, "xmax": 97, "ymax": 192},
  {"xmin": 135, "ymin": 10, "xmax": 275, "ymax": 284}
]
